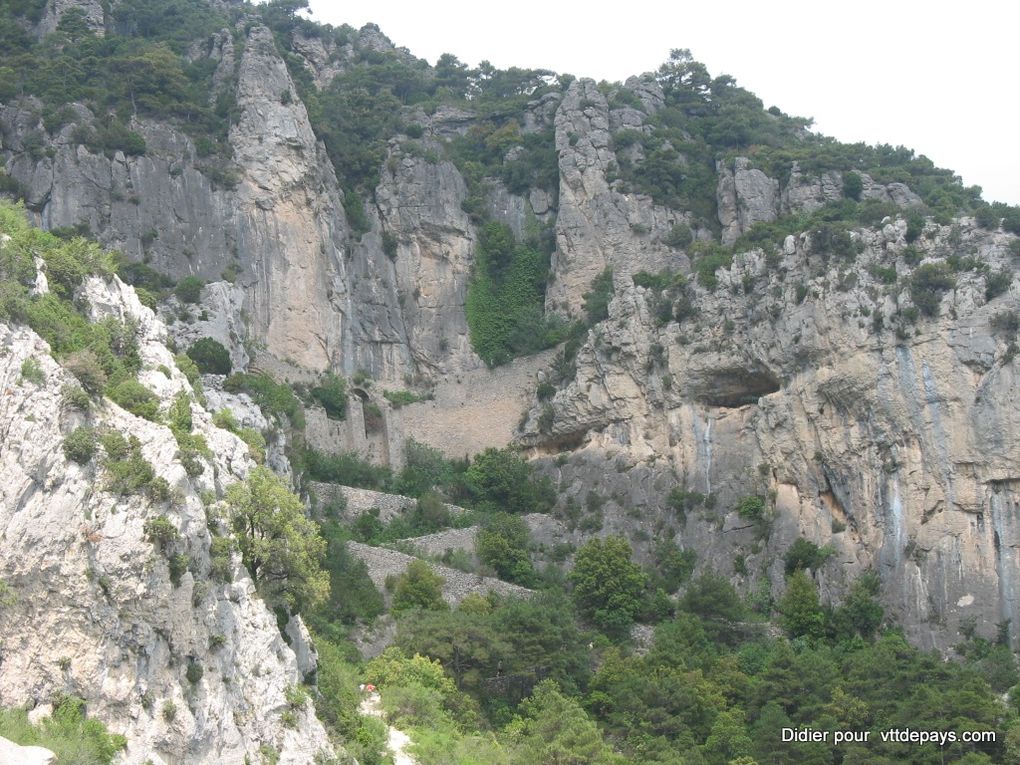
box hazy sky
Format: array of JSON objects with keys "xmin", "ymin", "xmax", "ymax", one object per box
[{"xmin": 303, "ymin": 0, "xmax": 1019, "ymax": 205}]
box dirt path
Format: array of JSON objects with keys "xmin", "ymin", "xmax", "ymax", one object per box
[{"xmin": 358, "ymin": 692, "xmax": 417, "ymax": 765}]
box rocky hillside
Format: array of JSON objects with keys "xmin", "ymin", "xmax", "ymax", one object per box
[
  {"xmin": 0, "ymin": 217, "xmax": 332, "ymax": 762},
  {"xmin": 2, "ymin": 1, "xmax": 1020, "ymax": 751}
]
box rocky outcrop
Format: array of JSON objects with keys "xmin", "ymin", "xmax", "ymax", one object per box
[
  {"xmin": 0, "ymin": 736, "xmax": 55, "ymax": 765},
  {"xmin": 522, "ymin": 214, "xmax": 1020, "ymax": 650},
  {"xmin": 548, "ymin": 79, "xmax": 690, "ymax": 316},
  {"xmin": 0, "ymin": 273, "xmax": 333, "ymax": 763},
  {"xmin": 229, "ymin": 25, "xmax": 351, "ymax": 377},
  {"xmin": 718, "ymin": 158, "xmax": 925, "ymax": 244},
  {"xmin": 348, "ymin": 143, "xmax": 478, "ymax": 380},
  {"xmin": 36, "ymin": 0, "xmax": 105, "ymax": 38}
]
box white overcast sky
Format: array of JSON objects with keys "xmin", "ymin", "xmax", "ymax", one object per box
[{"xmin": 302, "ymin": 0, "xmax": 1019, "ymax": 205}]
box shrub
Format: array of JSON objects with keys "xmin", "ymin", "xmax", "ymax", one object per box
[
  {"xmin": 842, "ymin": 171, "xmax": 863, "ymax": 201},
  {"xmin": 168, "ymin": 391, "xmax": 193, "ymax": 434},
  {"xmin": 186, "ymin": 338, "xmax": 231, "ymax": 375},
  {"xmin": 736, "ymin": 496, "xmax": 767, "ymax": 521},
  {"xmin": 20, "ymin": 356, "xmax": 44, "ymax": 384},
  {"xmin": 101, "ymin": 432, "xmax": 157, "ymax": 495},
  {"xmin": 383, "ymin": 389, "xmax": 424, "ymax": 408},
  {"xmin": 174, "ymin": 353, "xmax": 202, "ymax": 390},
  {"xmin": 168, "ymin": 553, "xmax": 190, "ymax": 586},
  {"xmin": 62, "ymin": 383, "xmax": 91, "ymax": 410},
  {"xmin": 582, "ymin": 267, "xmax": 613, "ymax": 323},
  {"xmin": 63, "ymin": 426, "xmax": 97, "ymax": 464},
  {"xmin": 382, "ymin": 230, "xmax": 398, "ymax": 259},
  {"xmin": 174, "ymin": 276, "xmax": 204, "ymax": 304},
  {"xmin": 143, "ymin": 515, "xmax": 180, "ymax": 550},
  {"xmin": 108, "ymin": 379, "xmax": 160, "ymax": 420},
  {"xmin": 0, "ymin": 695, "xmax": 127, "ymax": 764},
  {"xmin": 162, "ymin": 701, "xmax": 177, "ymax": 722},
  {"xmin": 568, "ymin": 536, "xmax": 648, "ymax": 637},
  {"xmin": 224, "ymin": 373, "xmax": 304, "ymax": 427},
  {"xmin": 905, "ymin": 212, "xmax": 924, "ymax": 243},
  {"xmin": 986, "ymin": 270, "xmax": 1012, "ymax": 301},
  {"xmin": 392, "ymin": 559, "xmax": 447, "ymax": 614},
  {"xmin": 61, "ymin": 348, "xmax": 106, "ymax": 391},
  {"xmin": 784, "ymin": 537, "xmax": 834, "ymax": 574},
  {"xmin": 663, "ymin": 223, "xmax": 694, "ymax": 249},
  {"xmin": 476, "ymin": 513, "xmax": 536, "ymax": 586},
  {"xmin": 310, "ymin": 374, "xmax": 348, "ymax": 419},
  {"xmin": 185, "ymin": 660, "xmax": 203, "ymax": 685},
  {"xmin": 909, "ymin": 262, "xmax": 955, "ymax": 317},
  {"xmin": 465, "ymin": 222, "xmax": 557, "ymax": 366},
  {"xmin": 209, "ymin": 536, "xmax": 235, "ymax": 582},
  {"xmin": 226, "ymin": 467, "xmax": 328, "ymax": 611}
]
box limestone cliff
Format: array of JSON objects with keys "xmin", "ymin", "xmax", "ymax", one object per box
[
  {"xmin": 520, "ymin": 214, "xmax": 1020, "ymax": 651},
  {"xmin": 0, "ymin": 268, "xmax": 333, "ymax": 763},
  {"xmin": 4, "ymin": 0, "xmax": 1020, "ymax": 659}
]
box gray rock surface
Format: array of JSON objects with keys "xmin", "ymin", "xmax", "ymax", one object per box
[
  {"xmin": 547, "ymin": 79, "xmax": 689, "ymax": 316},
  {"xmin": 0, "ymin": 272, "xmax": 334, "ymax": 763},
  {"xmin": 520, "ymin": 216, "xmax": 1020, "ymax": 651},
  {"xmin": 0, "ymin": 736, "xmax": 55, "ymax": 765}
]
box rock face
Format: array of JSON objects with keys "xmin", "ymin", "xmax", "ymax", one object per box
[
  {"xmin": 0, "ymin": 736, "xmax": 56, "ymax": 765},
  {"xmin": 717, "ymin": 158, "xmax": 925, "ymax": 245},
  {"xmin": 521, "ymin": 216, "xmax": 1020, "ymax": 651},
  {"xmin": 548, "ymin": 79, "xmax": 686, "ymax": 316},
  {"xmin": 0, "ymin": 273, "xmax": 333, "ymax": 763},
  {"xmin": 4, "ymin": 2, "xmax": 1020, "ymax": 659}
]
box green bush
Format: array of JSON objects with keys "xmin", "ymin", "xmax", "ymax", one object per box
[
  {"xmin": 19, "ymin": 356, "xmax": 44, "ymax": 384},
  {"xmin": 108, "ymin": 378, "xmax": 160, "ymax": 420},
  {"xmin": 392, "ymin": 559, "xmax": 447, "ymax": 614},
  {"xmin": 476, "ymin": 513, "xmax": 536, "ymax": 585},
  {"xmin": 466, "ymin": 222, "xmax": 558, "ymax": 367},
  {"xmin": 224, "ymin": 373, "xmax": 304, "ymax": 427},
  {"xmin": 143, "ymin": 515, "xmax": 179, "ymax": 550},
  {"xmin": 174, "ymin": 275, "xmax": 204, "ymax": 304},
  {"xmin": 63, "ymin": 426, "xmax": 96, "ymax": 464},
  {"xmin": 100, "ymin": 431, "xmax": 157, "ymax": 495},
  {"xmin": 582, "ymin": 268, "xmax": 614, "ymax": 324},
  {"xmin": 736, "ymin": 495, "xmax": 767, "ymax": 521},
  {"xmin": 310, "ymin": 373, "xmax": 348, "ymax": 419},
  {"xmin": 0, "ymin": 696, "xmax": 126, "ymax": 765},
  {"xmin": 383, "ymin": 389, "xmax": 424, "ymax": 408},
  {"xmin": 209, "ymin": 536, "xmax": 235, "ymax": 582},
  {"xmin": 784, "ymin": 537, "xmax": 834, "ymax": 574},
  {"xmin": 842, "ymin": 171, "xmax": 863, "ymax": 201},
  {"xmin": 168, "ymin": 553, "xmax": 190, "ymax": 586},
  {"xmin": 185, "ymin": 659, "xmax": 203, "ymax": 685},
  {"xmin": 986, "ymin": 270, "xmax": 1012, "ymax": 301},
  {"xmin": 909, "ymin": 262, "xmax": 955, "ymax": 317},
  {"xmin": 663, "ymin": 223, "xmax": 694, "ymax": 249},
  {"xmin": 186, "ymin": 337, "xmax": 231, "ymax": 375},
  {"xmin": 569, "ymin": 536, "xmax": 648, "ymax": 637}
]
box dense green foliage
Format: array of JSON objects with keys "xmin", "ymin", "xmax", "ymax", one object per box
[
  {"xmin": 465, "ymin": 222, "xmax": 557, "ymax": 366},
  {"xmin": 1, "ymin": 0, "xmax": 238, "ymax": 173},
  {"xmin": 185, "ymin": 337, "xmax": 232, "ymax": 375},
  {"xmin": 0, "ymin": 695, "xmax": 127, "ymax": 764},
  {"xmin": 226, "ymin": 466, "xmax": 328, "ymax": 612},
  {"xmin": 310, "ymin": 373, "xmax": 348, "ymax": 419},
  {"xmin": 476, "ymin": 513, "xmax": 536, "ymax": 586},
  {"xmin": 391, "ymin": 559, "xmax": 447, "ymax": 614},
  {"xmin": 568, "ymin": 536, "xmax": 649, "ymax": 637},
  {"xmin": 63, "ymin": 426, "xmax": 97, "ymax": 464}
]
